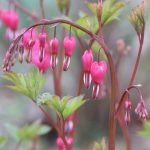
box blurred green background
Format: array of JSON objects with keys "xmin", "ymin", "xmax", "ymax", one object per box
[{"xmin": 0, "ymin": 0, "xmax": 150, "ymax": 149}]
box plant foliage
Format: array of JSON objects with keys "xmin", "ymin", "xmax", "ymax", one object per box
[
  {"xmin": 37, "ymin": 93, "xmax": 86, "ymax": 120},
  {"xmin": 2, "ymin": 68, "xmax": 46, "ymax": 100}
]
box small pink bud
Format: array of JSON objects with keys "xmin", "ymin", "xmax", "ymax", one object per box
[
  {"xmin": 65, "ymin": 115, "xmax": 74, "ymax": 134},
  {"xmin": 125, "ymin": 100, "xmax": 132, "ymax": 110},
  {"xmin": 39, "ymin": 32, "xmax": 47, "ymax": 48},
  {"xmin": 125, "ymin": 111, "xmax": 131, "ymax": 125},
  {"xmin": 56, "ymin": 137, "xmax": 65, "ymax": 150},
  {"xmin": 50, "ymin": 37, "xmax": 59, "ymax": 55},
  {"xmin": 63, "ymin": 36, "xmax": 76, "ymax": 57},
  {"xmin": 23, "ymin": 29, "xmax": 37, "ymax": 49},
  {"xmin": 135, "ymin": 100, "xmax": 148, "ymax": 120},
  {"xmin": 82, "ymin": 50, "xmax": 93, "ymax": 88},
  {"xmin": 50, "ymin": 38, "xmax": 59, "ymax": 69},
  {"xmin": 56, "ymin": 137, "xmax": 73, "ymax": 150}
]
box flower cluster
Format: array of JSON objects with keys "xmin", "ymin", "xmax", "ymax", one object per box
[
  {"xmin": 82, "ymin": 50, "xmax": 107, "ymax": 99},
  {"xmin": 124, "ymin": 88, "xmax": 148, "ymax": 125},
  {"xmin": 135, "ymin": 99, "xmax": 148, "ymax": 120},
  {"xmin": 2, "ymin": 28, "xmax": 76, "ymax": 73}
]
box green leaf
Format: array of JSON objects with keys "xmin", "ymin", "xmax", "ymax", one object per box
[
  {"xmin": 38, "ymin": 94, "xmax": 86, "ymax": 120},
  {"xmin": 2, "ymin": 68, "xmax": 46, "ymax": 100},
  {"xmin": 62, "ymin": 95, "xmax": 86, "ymax": 119},
  {"xmin": 0, "ymin": 136, "xmax": 7, "ymax": 148},
  {"xmin": 138, "ymin": 121, "xmax": 150, "ymax": 137},
  {"xmin": 56, "ymin": 0, "xmax": 69, "ymax": 13},
  {"xmin": 86, "ymin": 0, "xmax": 126, "ymax": 26},
  {"xmin": 5, "ymin": 121, "xmax": 51, "ymax": 141},
  {"xmin": 102, "ymin": 1, "xmax": 126, "ymax": 25},
  {"xmin": 92, "ymin": 138, "xmax": 106, "ymax": 150},
  {"xmin": 5, "ymin": 124, "xmax": 19, "ymax": 141},
  {"xmin": 17, "ymin": 121, "xmax": 51, "ymax": 140}
]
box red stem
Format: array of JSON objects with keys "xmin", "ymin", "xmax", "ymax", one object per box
[{"xmin": 117, "ymin": 27, "xmax": 145, "ymax": 114}]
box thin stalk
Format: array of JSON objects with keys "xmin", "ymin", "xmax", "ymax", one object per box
[
  {"xmin": 31, "ymin": 137, "xmax": 38, "ymax": 150},
  {"xmin": 32, "ymin": 99, "xmax": 58, "ymax": 132},
  {"xmin": 15, "ymin": 141, "xmax": 22, "ymax": 150},
  {"xmin": 40, "ymin": 0, "xmax": 46, "ymax": 19},
  {"xmin": 117, "ymin": 27, "xmax": 145, "ymax": 114}
]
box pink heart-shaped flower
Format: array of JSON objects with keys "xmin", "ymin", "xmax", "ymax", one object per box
[{"xmin": 91, "ymin": 61, "xmax": 107, "ymax": 84}]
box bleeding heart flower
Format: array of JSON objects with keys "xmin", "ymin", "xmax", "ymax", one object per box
[
  {"xmin": 82, "ymin": 50, "xmax": 93, "ymax": 88},
  {"xmin": 91, "ymin": 61, "xmax": 107, "ymax": 98},
  {"xmin": 63, "ymin": 36, "xmax": 76, "ymax": 71},
  {"xmin": 50, "ymin": 37, "xmax": 59, "ymax": 69},
  {"xmin": 32, "ymin": 41, "xmax": 51, "ymax": 73},
  {"xmin": 56, "ymin": 137, "xmax": 73, "ymax": 150},
  {"xmin": 1, "ymin": 10, "xmax": 19, "ymax": 31},
  {"xmin": 23, "ymin": 29, "xmax": 37, "ymax": 49},
  {"xmin": 124, "ymin": 100, "xmax": 132, "ymax": 125}
]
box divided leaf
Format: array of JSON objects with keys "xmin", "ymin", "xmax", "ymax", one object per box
[
  {"xmin": 86, "ymin": 0, "xmax": 126, "ymax": 26},
  {"xmin": 5, "ymin": 121, "xmax": 51, "ymax": 141},
  {"xmin": 38, "ymin": 94, "xmax": 86, "ymax": 120},
  {"xmin": 2, "ymin": 68, "xmax": 46, "ymax": 100},
  {"xmin": 92, "ymin": 138, "xmax": 106, "ymax": 150},
  {"xmin": 63, "ymin": 95, "xmax": 85, "ymax": 119}
]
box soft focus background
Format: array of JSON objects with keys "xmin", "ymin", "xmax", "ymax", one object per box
[{"xmin": 0, "ymin": 0, "xmax": 150, "ymax": 149}]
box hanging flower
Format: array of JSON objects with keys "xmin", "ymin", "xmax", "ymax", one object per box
[
  {"xmin": 82, "ymin": 50, "xmax": 93, "ymax": 89},
  {"xmin": 91, "ymin": 61, "xmax": 107, "ymax": 98},
  {"xmin": 1, "ymin": 10, "xmax": 19, "ymax": 31},
  {"xmin": 135, "ymin": 99, "xmax": 148, "ymax": 120},
  {"xmin": 50, "ymin": 37, "xmax": 59, "ymax": 69},
  {"xmin": 32, "ymin": 41, "xmax": 51, "ymax": 73},
  {"xmin": 63, "ymin": 36, "xmax": 76, "ymax": 71}
]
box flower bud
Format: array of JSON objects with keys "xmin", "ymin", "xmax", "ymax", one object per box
[{"xmin": 50, "ymin": 37, "xmax": 59, "ymax": 69}]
